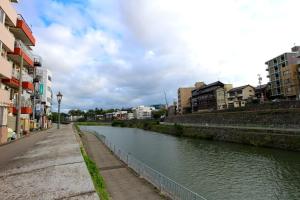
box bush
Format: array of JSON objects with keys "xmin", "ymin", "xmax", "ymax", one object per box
[
  {"xmin": 111, "ymin": 121, "xmax": 125, "ymax": 127},
  {"xmin": 174, "ymin": 123, "xmax": 184, "ymax": 137}
]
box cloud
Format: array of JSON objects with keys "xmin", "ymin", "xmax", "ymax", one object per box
[{"xmin": 15, "ymin": 0, "xmax": 300, "ymax": 110}]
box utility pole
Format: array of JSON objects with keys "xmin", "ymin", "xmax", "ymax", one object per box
[
  {"xmin": 258, "ymin": 74, "xmax": 264, "ymax": 103},
  {"xmin": 16, "ymin": 55, "xmax": 23, "ymax": 138}
]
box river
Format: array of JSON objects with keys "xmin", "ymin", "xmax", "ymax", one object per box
[{"xmin": 80, "ymin": 126, "xmax": 300, "ymax": 200}]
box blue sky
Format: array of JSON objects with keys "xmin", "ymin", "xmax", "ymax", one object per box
[{"xmin": 15, "ymin": 0, "xmax": 300, "ymax": 111}]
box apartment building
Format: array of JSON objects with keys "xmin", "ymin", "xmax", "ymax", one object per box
[
  {"xmin": 132, "ymin": 106, "xmax": 155, "ymax": 120},
  {"xmin": 227, "ymin": 85, "xmax": 255, "ymax": 108},
  {"xmin": 0, "ymin": 0, "xmax": 36, "ymax": 143},
  {"xmin": 35, "ymin": 67, "xmax": 52, "ymax": 128},
  {"xmin": 265, "ymin": 46, "xmax": 300, "ymax": 100},
  {"xmin": 191, "ymin": 81, "xmax": 232, "ymax": 112},
  {"xmin": 178, "ymin": 82, "xmax": 205, "ymax": 114}
]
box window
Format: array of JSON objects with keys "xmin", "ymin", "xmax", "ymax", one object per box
[{"xmin": 48, "ymin": 75, "xmax": 52, "ymax": 81}]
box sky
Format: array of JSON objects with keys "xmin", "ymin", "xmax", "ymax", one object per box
[{"xmin": 16, "ymin": 0, "xmax": 300, "ymax": 111}]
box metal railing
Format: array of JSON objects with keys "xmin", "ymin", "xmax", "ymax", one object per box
[
  {"xmin": 95, "ymin": 133, "xmax": 208, "ymax": 200},
  {"xmin": 15, "ymin": 39, "xmax": 34, "ymax": 60}
]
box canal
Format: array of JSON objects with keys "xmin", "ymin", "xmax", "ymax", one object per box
[{"xmin": 80, "ymin": 126, "xmax": 300, "ymax": 200}]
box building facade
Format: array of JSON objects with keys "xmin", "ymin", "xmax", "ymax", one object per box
[
  {"xmin": 191, "ymin": 81, "xmax": 232, "ymax": 112},
  {"xmin": 227, "ymin": 85, "xmax": 255, "ymax": 108},
  {"xmin": 0, "ymin": 0, "xmax": 36, "ymax": 143},
  {"xmin": 132, "ymin": 106, "xmax": 155, "ymax": 120},
  {"xmin": 177, "ymin": 82, "xmax": 206, "ymax": 114},
  {"xmin": 265, "ymin": 46, "xmax": 300, "ymax": 100}
]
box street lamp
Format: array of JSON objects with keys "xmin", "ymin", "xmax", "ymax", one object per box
[{"xmin": 56, "ymin": 91, "xmax": 63, "ymax": 129}]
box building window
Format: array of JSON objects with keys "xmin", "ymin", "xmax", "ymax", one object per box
[{"xmin": 48, "ymin": 75, "xmax": 52, "ymax": 82}]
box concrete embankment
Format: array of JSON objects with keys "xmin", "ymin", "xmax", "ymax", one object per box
[
  {"xmin": 109, "ymin": 119, "xmax": 300, "ymax": 152},
  {"xmin": 166, "ymin": 109, "xmax": 300, "ymax": 128}
]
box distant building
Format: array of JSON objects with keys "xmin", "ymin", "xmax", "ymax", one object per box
[
  {"xmin": 178, "ymin": 82, "xmax": 205, "ymax": 114},
  {"xmin": 265, "ymin": 46, "xmax": 300, "ymax": 99},
  {"xmin": 104, "ymin": 113, "xmax": 113, "ymax": 120},
  {"xmin": 36, "ymin": 68, "xmax": 53, "ymax": 116},
  {"xmin": 132, "ymin": 106, "xmax": 155, "ymax": 120},
  {"xmin": 69, "ymin": 115, "xmax": 84, "ymax": 122},
  {"xmin": 127, "ymin": 113, "xmax": 134, "ymax": 120},
  {"xmin": 113, "ymin": 111, "xmax": 128, "ymax": 120},
  {"xmin": 227, "ymin": 85, "xmax": 255, "ymax": 108},
  {"xmin": 191, "ymin": 81, "xmax": 232, "ymax": 112},
  {"xmin": 255, "ymin": 84, "xmax": 271, "ymax": 102}
]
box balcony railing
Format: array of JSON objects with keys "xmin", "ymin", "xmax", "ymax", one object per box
[
  {"xmin": 15, "ymin": 40, "xmax": 34, "ymax": 61},
  {"xmin": 17, "ymin": 15, "xmax": 32, "ymax": 33},
  {"xmin": 13, "ymin": 98, "xmax": 32, "ymax": 108},
  {"xmin": 33, "ymin": 55, "xmax": 42, "ymax": 67}
]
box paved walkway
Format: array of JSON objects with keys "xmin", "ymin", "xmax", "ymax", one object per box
[
  {"xmin": 81, "ymin": 132, "xmax": 163, "ymax": 200},
  {"xmin": 0, "ymin": 124, "xmax": 99, "ymax": 200}
]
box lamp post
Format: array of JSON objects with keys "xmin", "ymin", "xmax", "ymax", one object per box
[{"xmin": 56, "ymin": 92, "xmax": 63, "ymax": 129}]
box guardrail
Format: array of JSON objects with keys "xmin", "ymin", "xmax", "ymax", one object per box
[{"xmin": 94, "ymin": 133, "xmax": 208, "ymax": 200}]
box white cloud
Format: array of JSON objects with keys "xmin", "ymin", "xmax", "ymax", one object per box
[{"xmin": 16, "ymin": 0, "xmax": 300, "ymax": 110}]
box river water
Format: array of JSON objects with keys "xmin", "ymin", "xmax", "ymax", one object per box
[{"xmin": 81, "ymin": 126, "xmax": 300, "ymax": 200}]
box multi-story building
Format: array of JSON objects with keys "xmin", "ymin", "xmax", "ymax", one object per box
[
  {"xmin": 227, "ymin": 85, "xmax": 255, "ymax": 108},
  {"xmin": 132, "ymin": 106, "xmax": 155, "ymax": 120},
  {"xmin": 255, "ymin": 84, "xmax": 271, "ymax": 102},
  {"xmin": 191, "ymin": 81, "xmax": 232, "ymax": 112},
  {"xmin": 265, "ymin": 46, "xmax": 300, "ymax": 100},
  {"xmin": 35, "ymin": 67, "xmax": 52, "ymax": 128},
  {"xmin": 178, "ymin": 82, "xmax": 205, "ymax": 114},
  {"xmin": 0, "ymin": 0, "xmax": 36, "ymax": 143}
]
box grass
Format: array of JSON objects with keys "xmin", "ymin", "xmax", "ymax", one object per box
[
  {"xmin": 80, "ymin": 147, "xmax": 110, "ymax": 200},
  {"xmin": 74, "ymin": 124, "xmax": 110, "ymax": 200}
]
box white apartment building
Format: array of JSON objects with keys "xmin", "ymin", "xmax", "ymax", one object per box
[
  {"xmin": 132, "ymin": 106, "xmax": 155, "ymax": 120},
  {"xmin": 36, "ymin": 68, "xmax": 52, "ymax": 116}
]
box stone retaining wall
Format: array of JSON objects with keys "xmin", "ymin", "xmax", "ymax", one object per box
[{"xmin": 166, "ymin": 109, "xmax": 300, "ymax": 128}]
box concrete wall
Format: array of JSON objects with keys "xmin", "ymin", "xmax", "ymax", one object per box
[{"xmin": 166, "ymin": 109, "xmax": 300, "ymax": 128}]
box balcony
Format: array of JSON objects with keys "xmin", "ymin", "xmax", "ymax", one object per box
[
  {"xmin": 33, "ymin": 55, "xmax": 42, "ymax": 67},
  {"xmin": 10, "ymin": 15, "xmax": 35, "ymax": 46},
  {"xmin": 0, "ymin": 57, "xmax": 12, "ymax": 79},
  {"xmin": 12, "ymin": 99, "xmax": 32, "ymax": 114},
  {"xmin": 0, "ymin": 89, "xmax": 11, "ymax": 106},
  {"xmin": 7, "ymin": 40, "xmax": 34, "ymax": 67},
  {"xmin": 22, "ymin": 81, "xmax": 34, "ymax": 91},
  {"xmin": 2, "ymin": 76, "xmax": 19, "ymax": 89},
  {"xmin": 0, "ymin": 24, "xmax": 15, "ymax": 52},
  {"xmin": 12, "ymin": 107, "xmax": 32, "ymax": 114},
  {"xmin": 0, "ymin": 0, "xmax": 18, "ymax": 27}
]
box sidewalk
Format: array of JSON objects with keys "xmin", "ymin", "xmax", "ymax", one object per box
[
  {"xmin": 81, "ymin": 132, "xmax": 163, "ymax": 200},
  {"xmin": 0, "ymin": 124, "xmax": 99, "ymax": 200}
]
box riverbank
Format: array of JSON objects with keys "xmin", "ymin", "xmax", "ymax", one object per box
[
  {"xmin": 78, "ymin": 120, "xmax": 300, "ymax": 151},
  {"xmin": 78, "ymin": 129, "xmax": 164, "ymax": 200}
]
